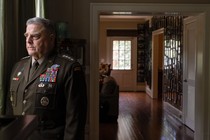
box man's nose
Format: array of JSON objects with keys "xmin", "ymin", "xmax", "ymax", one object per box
[{"xmin": 26, "ymin": 36, "xmax": 33, "ymax": 44}]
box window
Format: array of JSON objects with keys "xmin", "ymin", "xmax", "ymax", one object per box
[{"xmin": 112, "ymin": 40, "xmax": 131, "ymax": 70}]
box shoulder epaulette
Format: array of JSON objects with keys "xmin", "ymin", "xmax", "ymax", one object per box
[
  {"xmin": 61, "ymin": 54, "xmax": 75, "ymax": 62},
  {"xmin": 21, "ymin": 56, "xmax": 30, "ymax": 60}
]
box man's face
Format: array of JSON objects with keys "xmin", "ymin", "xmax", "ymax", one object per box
[{"xmin": 24, "ymin": 23, "xmax": 54, "ymax": 59}]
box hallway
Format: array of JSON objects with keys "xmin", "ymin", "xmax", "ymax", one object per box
[{"xmin": 99, "ymin": 92, "xmax": 194, "ymax": 140}]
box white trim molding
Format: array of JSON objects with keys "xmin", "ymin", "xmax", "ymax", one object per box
[{"xmin": 90, "ymin": 3, "xmax": 210, "ymax": 140}]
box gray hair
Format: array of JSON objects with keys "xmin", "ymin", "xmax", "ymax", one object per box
[{"xmin": 26, "ymin": 17, "xmax": 56, "ymax": 35}]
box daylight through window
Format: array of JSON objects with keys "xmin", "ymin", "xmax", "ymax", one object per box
[{"xmin": 112, "ymin": 40, "xmax": 131, "ymax": 70}]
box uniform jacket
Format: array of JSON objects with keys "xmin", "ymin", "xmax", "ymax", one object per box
[{"xmin": 7, "ymin": 52, "xmax": 87, "ymax": 140}]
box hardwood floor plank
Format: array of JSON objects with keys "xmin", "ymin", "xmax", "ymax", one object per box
[{"xmin": 99, "ymin": 92, "xmax": 194, "ymax": 140}]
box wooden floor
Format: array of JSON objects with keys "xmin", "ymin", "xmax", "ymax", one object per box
[{"xmin": 99, "ymin": 92, "xmax": 194, "ymax": 140}]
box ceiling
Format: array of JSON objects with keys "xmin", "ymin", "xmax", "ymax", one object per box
[{"xmin": 99, "ymin": 11, "xmax": 194, "ymax": 22}]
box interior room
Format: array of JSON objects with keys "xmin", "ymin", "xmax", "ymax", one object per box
[
  {"xmin": 98, "ymin": 13, "xmax": 191, "ymax": 140},
  {"xmin": 91, "ymin": 3, "xmax": 210, "ymax": 140},
  {"xmin": 1, "ymin": 1, "xmax": 210, "ymax": 140}
]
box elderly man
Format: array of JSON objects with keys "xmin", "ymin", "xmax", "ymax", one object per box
[{"xmin": 7, "ymin": 17, "xmax": 87, "ymax": 140}]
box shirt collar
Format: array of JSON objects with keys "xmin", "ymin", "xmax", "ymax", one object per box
[{"xmin": 32, "ymin": 56, "xmax": 44, "ymax": 65}]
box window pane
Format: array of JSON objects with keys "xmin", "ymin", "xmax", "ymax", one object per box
[
  {"xmin": 113, "ymin": 50, "xmax": 118, "ymax": 60},
  {"xmin": 119, "ymin": 60, "xmax": 124, "ymax": 69},
  {"xmin": 113, "ymin": 41, "xmax": 118, "ymax": 50},
  {"xmin": 125, "ymin": 41, "xmax": 131, "ymax": 50},
  {"xmin": 119, "ymin": 51, "xmax": 124, "ymax": 60},
  {"xmin": 125, "ymin": 50, "xmax": 131, "ymax": 60},
  {"xmin": 112, "ymin": 40, "xmax": 131, "ymax": 70},
  {"xmin": 126, "ymin": 60, "xmax": 131, "ymax": 68}
]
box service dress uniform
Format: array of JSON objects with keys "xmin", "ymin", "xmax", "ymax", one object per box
[{"xmin": 7, "ymin": 52, "xmax": 87, "ymax": 140}]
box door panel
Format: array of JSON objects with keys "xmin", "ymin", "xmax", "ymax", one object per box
[
  {"xmin": 112, "ymin": 70, "xmax": 135, "ymax": 91},
  {"xmin": 183, "ymin": 16, "xmax": 197, "ymax": 131}
]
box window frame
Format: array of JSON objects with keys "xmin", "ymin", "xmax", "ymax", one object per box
[{"xmin": 108, "ymin": 37, "xmax": 134, "ymax": 71}]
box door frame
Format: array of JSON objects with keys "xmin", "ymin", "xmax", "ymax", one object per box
[
  {"xmin": 149, "ymin": 28, "xmax": 164, "ymax": 98},
  {"xmin": 90, "ymin": 3, "xmax": 210, "ymax": 140}
]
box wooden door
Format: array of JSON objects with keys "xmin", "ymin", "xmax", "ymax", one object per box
[
  {"xmin": 183, "ymin": 16, "xmax": 197, "ymax": 131},
  {"xmin": 107, "ymin": 37, "xmax": 137, "ymax": 91}
]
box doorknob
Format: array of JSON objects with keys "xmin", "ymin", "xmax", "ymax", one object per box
[{"xmin": 184, "ymin": 79, "xmax": 187, "ymax": 82}]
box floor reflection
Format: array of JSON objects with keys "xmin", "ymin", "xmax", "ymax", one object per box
[{"xmin": 100, "ymin": 92, "xmax": 194, "ymax": 140}]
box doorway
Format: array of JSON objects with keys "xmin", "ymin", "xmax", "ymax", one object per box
[
  {"xmin": 151, "ymin": 28, "xmax": 164, "ymax": 99},
  {"xmin": 90, "ymin": 3, "xmax": 210, "ymax": 140}
]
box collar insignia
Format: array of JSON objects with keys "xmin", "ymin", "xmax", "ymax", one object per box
[{"xmin": 51, "ymin": 64, "xmax": 60, "ymax": 68}]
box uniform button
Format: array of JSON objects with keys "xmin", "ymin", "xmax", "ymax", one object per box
[
  {"xmin": 24, "ymin": 89, "xmax": 28, "ymax": 93},
  {"xmin": 22, "ymin": 112, "xmax": 25, "ymax": 115},
  {"xmin": 23, "ymin": 100, "xmax": 27, "ymax": 104}
]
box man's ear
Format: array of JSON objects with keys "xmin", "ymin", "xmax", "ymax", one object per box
[
  {"xmin": 50, "ymin": 34, "xmax": 55, "ymax": 39},
  {"xmin": 49, "ymin": 34, "xmax": 55, "ymax": 42}
]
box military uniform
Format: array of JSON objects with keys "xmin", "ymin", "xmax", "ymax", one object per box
[{"xmin": 7, "ymin": 52, "xmax": 87, "ymax": 140}]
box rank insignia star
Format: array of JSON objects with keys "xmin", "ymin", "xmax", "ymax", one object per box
[{"xmin": 17, "ymin": 72, "xmax": 22, "ymax": 76}]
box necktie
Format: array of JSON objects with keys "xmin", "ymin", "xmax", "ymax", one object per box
[{"xmin": 29, "ymin": 60, "xmax": 39, "ymax": 80}]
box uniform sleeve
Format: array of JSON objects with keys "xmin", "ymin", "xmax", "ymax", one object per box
[
  {"xmin": 5, "ymin": 62, "xmax": 19, "ymax": 115},
  {"xmin": 5, "ymin": 93, "xmax": 13, "ymax": 115},
  {"xmin": 64, "ymin": 62, "xmax": 87, "ymax": 140}
]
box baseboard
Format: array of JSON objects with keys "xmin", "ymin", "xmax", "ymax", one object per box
[
  {"xmin": 146, "ymin": 85, "xmax": 152, "ymax": 98},
  {"xmin": 163, "ymin": 101, "xmax": 183, "ymax": 125},
  {"xmin": 135, "ymin": 82, "xmax": 146, "ymax": 91}
]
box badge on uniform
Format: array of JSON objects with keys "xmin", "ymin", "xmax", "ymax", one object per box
[
  {"xmin": 40, "ymin": 64, "xmax": 60, "ymax": 82},
  {"xmin": 12, "ymin": 77, "xmax": 19, "ymax": 81},
  {"xmin": 40, "ymin": 96, "xmax": 49, "ymax": 106},
  {"xmin": 38, "ymin": 82, "xmax": 45, "ymax": 87}
]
